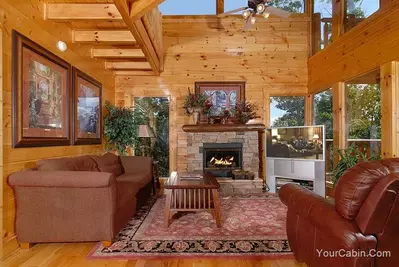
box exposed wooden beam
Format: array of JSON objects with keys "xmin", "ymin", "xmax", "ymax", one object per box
[
  {"xmin": 308, "ymin": 2, "xmax": 399, "ymax": 92},
  {"xmin": 92, "ymin": 48, "xmax": 145, "ymax": 59},
  {"xmin": 114, "ymin": 70, "xmax": 156, "ymax": 76},
  {"xmin": 129, "ymin": 0, "xmax": 166, "ymax": 21},
  {"xmin": 381, "ymin": 61, "xmax": 398, "ymax": 158},
  {"xmin": 114, "ymin": 0, "xmax": 161, "ymax": 75},
  {"xmin": 73, "ymin": 30, "xmax": 135, "ymax": 44},
  {"xmin": 216, "ymin": 0, "xmax": 224, "ymax": 15},
  {"xmin": 105, "ymin": 61, "xmax": 152, "ymax": 70},
  {"xmin": 142, "ymin": 8, "xmax": 164, "ymax": 71},
  {"xmin": 45, "ymin": 4, "xmax": 122, "ymax": 21}
]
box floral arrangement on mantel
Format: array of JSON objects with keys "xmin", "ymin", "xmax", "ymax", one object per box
[
  {"xmin": 183, "ymin": 89, "xmax": 208, "ymax": 124},
  {"xmin": 232, "ymin": 100, "xmax": 260, "ymax": 124}
]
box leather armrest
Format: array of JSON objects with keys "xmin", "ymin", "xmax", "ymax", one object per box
[
  {"xmin": 280, "ymin": 184, "xmax": 377, "ymax": 249},
  {"xmin": 8, "ymin": 171, "xmax": 115, "ymax": 188}
]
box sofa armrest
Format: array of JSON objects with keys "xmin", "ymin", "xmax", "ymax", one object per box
[
  {"xmin": 8, "ymin": 171, "xmax": 115, "ymax": 188},
  {"xmin": 120, "ymin": 156, "xmax": 153, "ymax": 174},
  {"xmin": 279, "ymin": 184, "xmax": 377, "ymax": 249}
]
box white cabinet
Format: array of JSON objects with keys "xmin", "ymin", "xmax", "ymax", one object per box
[{"xmin": 267, "ymin": 158, "xmax": 325, "ymax": 197}]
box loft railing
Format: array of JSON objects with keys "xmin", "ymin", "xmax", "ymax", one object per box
[{"xmin": 312, "ymin": 13, "xmax": 365, "ymax": 54}]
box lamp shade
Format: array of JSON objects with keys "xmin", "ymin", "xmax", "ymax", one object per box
[
  {"xmin": 138, "ymin": 125, "xmax": 154, "ymax": 138},
  {"xmin": 313, "ymin": 134, "xmax": 319, "ymax": 139},
  {"xmin": 271, "ymin": 129, "xmax": 278, "ymax": 136}
]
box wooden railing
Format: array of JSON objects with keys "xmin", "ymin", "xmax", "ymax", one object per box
[{"xmin": 313, "ymin": 13, "xmax": 365, "ymax": 54}]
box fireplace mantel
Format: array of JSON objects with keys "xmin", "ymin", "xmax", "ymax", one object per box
[{"xmin": 182, "ymin": 124, "xmax": 266, "ymax": 133}]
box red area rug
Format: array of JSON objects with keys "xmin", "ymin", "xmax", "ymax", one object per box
[{"xmin": 88, "ymin": 194, "xmax": 292, "ymax": 259}]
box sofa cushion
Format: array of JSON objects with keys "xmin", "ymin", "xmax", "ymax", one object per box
[
  {"xmin": 37, "ymin": 156, "xmax": 99, "ymax": 172},
  {"xmin": 116, "ymin": 173, "xmax": 152, "ymax": 208},
  {"xmin": 335, "ymin": 161, "xmax": 390, "ymax": 220},
  {"xmin": 91, "ymin": 153, "xmax": 123, "ymax": 177}
]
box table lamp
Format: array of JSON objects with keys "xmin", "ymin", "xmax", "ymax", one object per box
[{"xmin": 138, "ymin": 125, "xmax": 154, "ymax": 156}]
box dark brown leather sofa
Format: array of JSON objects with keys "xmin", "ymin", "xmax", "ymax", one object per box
[
  {"xmin": 279, "ymin": 159, "xmax": 399, "ymax": 267},
  {"xmin": 8, "ymin": 153, "xmax": 154, "ymax": 247}
]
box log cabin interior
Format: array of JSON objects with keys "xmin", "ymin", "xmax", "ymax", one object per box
[{"xmin": 1, "ymin": 0, "xmax": 399, "ymax": 266}]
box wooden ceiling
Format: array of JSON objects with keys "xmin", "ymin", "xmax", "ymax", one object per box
[{"xmin": 44, "ymin": 0, "xmax": 165, "ymax": 76}]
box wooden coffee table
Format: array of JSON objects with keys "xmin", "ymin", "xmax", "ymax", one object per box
[{"xmin": 164, "ymin": 172, "xmax": 221, "ymax": 227}]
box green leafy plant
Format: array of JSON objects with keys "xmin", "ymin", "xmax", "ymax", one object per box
[
  {"xmin": 104, "ymin": 101, "xmax": 137, "ymax": 156},
  {"xmin": 232, "ymin": 100, "xmax": 260, "ymax": 124},
  {"xmin": 332, "ymin": 144, "xmax": 381, "ymax": 187},
  {"xmin": 182, "ymin": 89, "xmax": 208, "ymax": 114}
]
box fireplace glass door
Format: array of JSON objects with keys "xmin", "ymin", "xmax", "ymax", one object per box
[{"xmin": 203, "ymin": 143, "xmax": 243, "ymax": 177}]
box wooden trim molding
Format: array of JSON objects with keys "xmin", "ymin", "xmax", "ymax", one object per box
[
  {"xmin": 381, "ymin": 61, "xmax": 398, "ymax": 158},
  {"xmin": 182, "ymin": 124, "xmax": 266, "ymax": 133}
]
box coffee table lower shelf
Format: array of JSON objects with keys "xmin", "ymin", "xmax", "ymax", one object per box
[{"xmin": 164, "ymin": 187, "xmax": 221, "ymax": 227}]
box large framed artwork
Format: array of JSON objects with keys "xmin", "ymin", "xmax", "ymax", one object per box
[
  {"xmin": 72, "ymin": 68, "xmax": 102, "ymax": 145},
  {"xmin": 12, "ymin": 30, "xmax": 71, "ymax": 148},
  {"xmin": 195, "ymin": 81, "xmax": 245, "ymax": 123}
]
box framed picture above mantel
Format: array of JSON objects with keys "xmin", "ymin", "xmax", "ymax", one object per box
[
  {"xmin": 12, "ymin": 30, "xmax": 72, "ymax": 148},
  {"xmin": 72, "ymin": 68, "xmax": 102, "ymax": 145},
  {"xmin": 195, "ymin": 81, "xmax": 245, "ymax": 123}
]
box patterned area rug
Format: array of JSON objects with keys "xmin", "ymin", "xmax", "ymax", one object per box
[{"xmin": 88, "ymin": 194, "xmax": 292, "ymax": 259}]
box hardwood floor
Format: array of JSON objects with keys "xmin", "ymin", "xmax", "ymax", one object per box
[{"xmin": 3, "ymin": 243, "xmax": 307, "ymax": 267}]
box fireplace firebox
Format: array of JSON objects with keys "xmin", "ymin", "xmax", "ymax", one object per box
[{"xmin": 203, "ymin": 143, "xmax": 243, "ymax": 177}]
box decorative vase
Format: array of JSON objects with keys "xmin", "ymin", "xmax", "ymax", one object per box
[{"xmin": 193, "ymin": 108, "xmax": 201, "ymax": 124}]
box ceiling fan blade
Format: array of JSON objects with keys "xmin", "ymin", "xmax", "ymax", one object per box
[
  {"xmin": 243, "ymin": 14, "xmax": 253, "ymax": 30},
  {"xmin": 265, "ymin": 6, "xmax": 292, "ymax": 18},
  {"xmin": 217, "ymin": 7, "xmax": 248, "ymax": 17}
]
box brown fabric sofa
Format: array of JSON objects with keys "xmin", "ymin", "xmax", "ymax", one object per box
[
  {"xmin": 8, "ymin": 153, "xmax": 154, "ymax": 247},
  {"xmin": 279, "ymin": 158, "xmax": 399, "ymax": 267}
]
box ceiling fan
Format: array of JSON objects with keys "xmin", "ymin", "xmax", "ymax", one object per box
[{"xmin": 217, "ymin": 0, "xmax": 292, "ymax": 30}]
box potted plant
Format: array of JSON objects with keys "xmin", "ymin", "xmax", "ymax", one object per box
[
  {"xmin": 104, "ymin": 101, "xmax": 137, "ymax": 156},
  {"xmin": 183, "ymin": 89, "xmax": 208, "ymax": 124},
  {"xmin": 332, "ymin": 144, "xmax": 381, "ymax": 187},
  {"xmin": 232, "ymin": 100, "xmax": 260, "ymax": 124}
]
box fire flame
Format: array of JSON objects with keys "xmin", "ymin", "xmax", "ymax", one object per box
[{"xmin": 210, "ymin": 156, "xmax": 235, "ymax": 166}]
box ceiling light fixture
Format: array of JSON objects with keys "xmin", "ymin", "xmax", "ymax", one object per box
[
  {"xmin": 242, "ymin": 10, "xmax": 251, "ymax": 18},
  {"xmin": 256, "ymin": 4, "xmax": 265, "ymax": 13},
  {"xmin": 57, "ymin": 41, "xmax": 67, "ymax": 52}
]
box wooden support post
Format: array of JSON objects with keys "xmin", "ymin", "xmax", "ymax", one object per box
[
  {"xmin": 381, "ymin": 62, "xmax": 398, "ymax": 159},
  {"xmin": 332, "ymin": 0, "xmax": 345, "ymax": 41},
  {"xmin": 217, "ymin": 0, "xmax": 224, "ymax": 15},
  {"xmin": 332, "ymin": 82, "xmax": 347, "ymax": 165},
  {"xmin": 312, "ymin": 13, "xmax": 321, "ymax": 55},
  {"xmin": 258, "ymin": 130, "xmax": 266, "ymax": 184},
  {"xmin": 305, "ymin": 94, "xmax": 314, "ymax": 126}
]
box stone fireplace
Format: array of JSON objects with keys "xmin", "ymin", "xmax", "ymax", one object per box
[
  {"xmin": 186, "ymin": 131, "xmax": 259, "ymax": 177},
  {"xmin": 203, "ymin": 143, "xmax": 243, "ymax": 177},
  {"xmin": 182, "ymin": 124, "xmax": 266, "ymax": 194}
]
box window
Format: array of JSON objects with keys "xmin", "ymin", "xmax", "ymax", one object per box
[
  {"xmin": 133, "ymin": 97, "xmax": 170, "ymax": 176},
  {"xmin": 268, "ymin": 0, "xmax": 305, "ymax": 13},
  {"xmin": 224, "ymin": 0, "xmax": 305, "ymax": 14},
  {"xmin": 313, "ymin": 0, "xmax": 332, "ymax": 53},
  {"xmin": 270, "ymin": 96, "xmax": 305, "ymax": 127},
  {"xmin": 313, "ymin": 89, "xmax": 333, "ymax": 174},
  {"xmin": 346, "ymin": 69, "xmax": 381, "ymax": 157},
  {"xmin": 345, "ymin": 0, "xmax": 379, "ymax": 31},
  {"xmin": 159, "ymin": 0, "xmax": 216, "ymax": 15}
]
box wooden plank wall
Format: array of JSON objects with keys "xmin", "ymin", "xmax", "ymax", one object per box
[
  {"xmin": 116, "ymin": 16, "xmax": 310, "ymax": 172},
  {"xmin": 308, "ymin": 1, "xmax": 399, "ymax": 93},
  {"xmin": 1, "ymin": 0, "xmax": 115, "ymax": 257}
]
